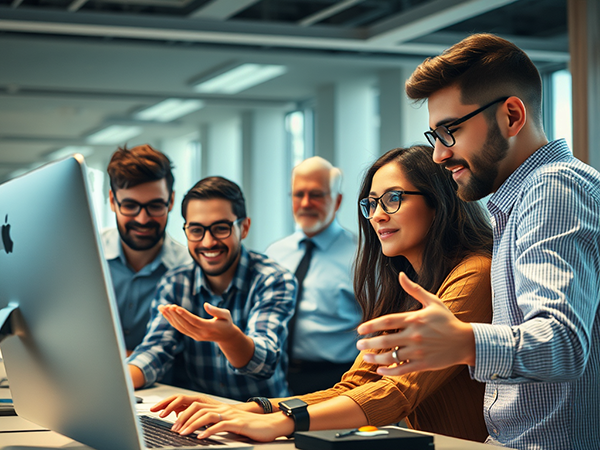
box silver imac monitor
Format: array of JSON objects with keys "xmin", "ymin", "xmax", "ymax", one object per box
[
  {"xmin": 0, "ymin": 156, "xmax": 252, "ymax": 450},
  {"xmin": 0, "ymin": 155, "xmax": 144, "ymax": 450}
]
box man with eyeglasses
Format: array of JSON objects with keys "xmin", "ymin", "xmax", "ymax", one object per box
[
  {"xmin": 102, "ymin": 145, "xmax": 191, "ymax": 354},
  {"xmin": 127, "ymin": 176, "xmax": 296, "ymax": 401},
  {"xmin": 357, "ymin": 34, "xmax": 600, "ymax": 450},
  {"xmin": 266, "ymin": 156, "xmax": 360, "ymax": 395}
]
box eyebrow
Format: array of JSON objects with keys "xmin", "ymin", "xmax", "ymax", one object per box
[
  {"xmin": 433, "ymin": 116, "xmax": 461, "ymax": 128},
  {"xmin": 368, "ymin": 186, "xmax": 405, "ymax": 196},
  {"xmin": 118, "ymin": 196, "xmax": 168, "ymax": 203},
  {"xmin": 186, "ymin": 219, "xmax": 232, "ymax": 227}
]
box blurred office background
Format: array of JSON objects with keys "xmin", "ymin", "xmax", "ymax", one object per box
[{"xmin": 0, "ymin": 0, "xmax": 597, "ymax": 251}]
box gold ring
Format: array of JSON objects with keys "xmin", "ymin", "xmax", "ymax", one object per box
[{"xmin": 391, "ymin": 346, "xmax": 401, "ymax": 363}]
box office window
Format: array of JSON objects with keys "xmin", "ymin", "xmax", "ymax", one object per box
[
  {"xmin": 551, "ymin": 69, "xmax": 573, "ymax": 149},
  {"xmin": 286, "ymin": 110, "xmax": 307, "ymax": 168}
]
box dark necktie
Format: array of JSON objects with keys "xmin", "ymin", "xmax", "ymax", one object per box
[{"xmin": 287, "ymin": 239, "xmax": 315, "ymax": 358}]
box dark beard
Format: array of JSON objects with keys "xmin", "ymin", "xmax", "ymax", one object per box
[
  {"xmin": 118, "ymin": 220, "xmax": 165, "ymax": 251},
  {"xmin": 456, "ymin": 119, "xmax": 509, "ymax": 202}
]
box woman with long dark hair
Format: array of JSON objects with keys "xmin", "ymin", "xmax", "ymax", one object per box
[{"xmin": 150, "ymin": 145, "xmax": 493, "ymax": 443}]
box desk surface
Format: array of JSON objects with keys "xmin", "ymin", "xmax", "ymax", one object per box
[{"xmin": 0, "ymin": 361, "xmax": 498, "ymax": 450}]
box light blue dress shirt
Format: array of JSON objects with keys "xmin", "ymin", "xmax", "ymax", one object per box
[
  {"xmin": 102, "ymin": 228, "xmax": 191, "ymax": 350},
  {"xmin": 470, "ymin": 140, "xmax": 600, "ymax": 450},
  {"xmin": 266, "ymin": 219, "xmax": 361, "ymax": 363}
]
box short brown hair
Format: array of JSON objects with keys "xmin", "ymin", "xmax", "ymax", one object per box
[
  {"xmin": 405, "ymin": 33, "xmax": 543, "ymax": 127},
  {"xmin": 182, "ymin": 176, "xmax": 246, "ymax": 221},
  {"xmin": 107, "ymin": 144, "xmax": 174, "ymax": 192}
]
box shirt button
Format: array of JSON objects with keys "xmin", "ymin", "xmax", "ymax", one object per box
[
  {"xmin": 493, "ymin": 429, "xmax": 498, "ymax": 435},
  {"xmin": 491, "ymin": 373, "xmax": 499, "ymax": 380}
]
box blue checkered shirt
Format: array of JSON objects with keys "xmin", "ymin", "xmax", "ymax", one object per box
[
  {"xmin": 127, "ymin": 246, "xmax": 296, "ymax": 401},
  {"xmin": 470, "ymin": 139, "xmax": 600, "ymax": 449}
]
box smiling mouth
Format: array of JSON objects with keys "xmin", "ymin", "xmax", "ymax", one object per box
[
  {"xmin": 378, "ymin": 229, "xmax": 398, "ymax": 238},
  {"xmin": 198, "ymin": 249, "xmax": 226, "ymax": 260}
]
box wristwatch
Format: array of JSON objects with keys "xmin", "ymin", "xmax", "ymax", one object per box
[{"xmin": 278, "ymin": 398, "xmax": 310, "ymax": 432}]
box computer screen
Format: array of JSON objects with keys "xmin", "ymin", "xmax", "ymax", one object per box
[{"xmin": 0, "ymin": 155, "xmax": 144, "ymax": 450}]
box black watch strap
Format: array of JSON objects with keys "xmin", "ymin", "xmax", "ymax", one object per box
[
  {"xmin": 289, "ymin": 405, "xmax": 309, "ymax": 432},
  {"xmin": 278, "ymin": 400, "xmax": 310, "ymax": 433}
]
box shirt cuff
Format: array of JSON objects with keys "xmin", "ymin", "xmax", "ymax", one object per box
[
  {"xmin": 231, "ymin": 337, "xmax": 272, "ymax": 377},
  {"xmin": 127, "ymin": 353, "xmax": 159, "ymax": 388},
  {"xmin": 471, "ymin": 322, "xmax": 515, "ymax": 382}
]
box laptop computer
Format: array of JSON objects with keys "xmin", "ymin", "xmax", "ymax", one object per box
[{"xmin": 0, "ymin": 155, "xmax": 252, "ymax": 450}]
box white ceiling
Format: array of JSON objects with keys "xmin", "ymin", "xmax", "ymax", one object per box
[{"xmin": 0, "ymin": 0, "xmax": 569, "ymax": 182}]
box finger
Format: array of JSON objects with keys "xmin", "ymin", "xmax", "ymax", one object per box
[
  {"xmin": 376, "ymin": 359, "xmax": 420, "ymax": 377},
  {"xmin": 356, "ymin": 333, "xmax": 408, "ymax": 352},
  {"xmin": 172, "ymin": 404, "xmax": 204, "ymax": 432},
  {"xmin": 150, "ymin": 395, "xmax": 179, "ymax": 413},
  {"xmin": 197, "ymin": 420, "xmax": 231, "ymax": 439},
  {"xmin": 398, "ymin": 272, "xmax": 442, "ymax": 308},
  {"xmin": 154, "ymin": 395, "xmax": 194, "ymax": 417},
  {"xmin": 357, "ymin": 313, "xmax": 409, "ymax": 336},
  {"xmin": 203, "ymin": 302, "xmax": 231, "ymax": 321},
  {"xmin": 180, "ymin": 410, "xmax": 220, "ymax": 435}
]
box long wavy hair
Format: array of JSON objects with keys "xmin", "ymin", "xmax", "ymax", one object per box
[{"xmin": 354, "ymin": 145, "xmax": 492, "ymax": 322}]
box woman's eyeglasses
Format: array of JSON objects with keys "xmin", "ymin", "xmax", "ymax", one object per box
[{"xmin": 359, "ymin": 190, "xmax": 424, "ymax": 219}]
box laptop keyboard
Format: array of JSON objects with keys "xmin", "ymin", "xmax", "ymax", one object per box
[{"xmin": 140, "ymin": 415, "xmax": 226, "ymax": 448}]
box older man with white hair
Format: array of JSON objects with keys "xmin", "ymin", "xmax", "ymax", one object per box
[{"xmin": 266, "ymin": 156, "xmax": 361, "ymax": 395}]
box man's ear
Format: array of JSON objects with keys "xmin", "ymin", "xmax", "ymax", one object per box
[
  {"xmin": 502, "ymin": 96, "xmax": 527, "ymax": 138},
  {"xmin": 334, "ymin": 193, "xmax": 343, "ymax": 212},
  {"xmin": 109, "ymin": 189, "xmax": 116, "ymax": 213},
  {"xmin": 240, "ymin": 217, "xmax": 251, "ymax": 240},
  {"xmin": 168, "ymin": 190, "xmax": 175, "ymax": 212}
]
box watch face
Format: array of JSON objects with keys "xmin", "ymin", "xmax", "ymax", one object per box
[{"xmin": 280, "ymin": 398, "xmax": 307, "ymax": 411}]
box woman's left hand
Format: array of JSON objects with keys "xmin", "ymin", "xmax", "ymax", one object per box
[{"xmin": 170, "ymin": 401, "xmax": 294, "ymax": 442}]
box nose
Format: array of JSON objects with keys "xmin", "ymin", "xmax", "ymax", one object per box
[
  {"xmin": 199, "ymin": 229, "xmax": 219, "ymax": 247},
  {"xmin": 371, "ymin": 201, "xmax": 389, "ymax": 223},
  {"xmin": 432, "ymin": 141, "xmax": 453, "ymax": 165},
  {"xmin": 300, "ymin": 193, "xmax": 312, "ymax": 209},
  {"xmin": 135, "ymin": 207, "xmax": 152, "ymax": 224}
]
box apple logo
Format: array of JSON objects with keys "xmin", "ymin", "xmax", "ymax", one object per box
[{"xmin": 2, "ymin": 214, "xmax": 13, "ymax": 254}]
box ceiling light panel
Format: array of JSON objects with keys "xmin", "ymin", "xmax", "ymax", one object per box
[
  {"xmin": 193, "ymin": 64, "xmax": 287, "ymax": 94},
  {"xmin": 86, "ymin": 125, "xmax": 143, "ymax": 144},
  {"xmin": 134, "ymin": 99, "xmax": 205, "ymax": 122}
]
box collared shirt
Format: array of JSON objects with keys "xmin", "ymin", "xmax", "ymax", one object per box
[
  {"xmin": 127, "ymin": 246, "xmax": 297, "ymax": 401},
  {"xmin": 470, "ymin": 139, "xmax": 600, "ymax": 450},
  {"xmin": 266, "ymin": 219, "xmax": 361, "ymax": 363},
  {"xmin": 102, "ymin": 228, "xmax": 191, "ymax": 350}
]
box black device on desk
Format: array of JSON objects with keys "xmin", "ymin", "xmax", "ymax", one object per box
[
  {"xmin": 294, "ymin": 426, "xmax": 434, "ymax": 450},
  {"xmin": 0, "ymin": 156, "xmax": 251, "ymax": 450}
]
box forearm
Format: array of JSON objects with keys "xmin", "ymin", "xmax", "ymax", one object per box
[
  {"xmin": 129, "ymin": 364, "xmax": 145, "ymax": 389},
  {"xmin": 218, "ymin": 325, "xmax": 255, "ymax": 369},
  {"xmin": 306, "ymin": 396, "xmax": 368, "ymax": 431}
]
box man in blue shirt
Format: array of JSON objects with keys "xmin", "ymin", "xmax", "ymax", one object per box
[
  {"xmin": 102, "ymin": 145, "xmax": 190, "ymax": 353},
  {"xmin": 127, "ymin": 176, "xmax": 296, "ymax": 401},
  {"xmin": 357, "ymin": 34, "xmax": 600, "ymax": 450},
  {"xmin": 266, "ymin": 156, "xmax": 361, "ymax": 395}
]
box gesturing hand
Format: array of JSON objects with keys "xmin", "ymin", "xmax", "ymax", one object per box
[
  {"xmin": 356, "ymin": 272, "xmax": 476, "ymax": 376},
  {"xmin": 158, "ymin": 302, "xmax": 235, "ymax": 344}
]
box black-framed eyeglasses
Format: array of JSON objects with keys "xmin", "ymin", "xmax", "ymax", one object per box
[
  {"xmin": 359, "ymin": 190, "xmax": 425, "ymax": 219},
  {"xmin": 113, "ymin": 196, "xmax": 170, "ymax": 217},
  {"xmin": 424, "ymin": 96, "xmax": 510, "ymax": 148},
  {"xmin": 183, "ymin": 218, "xmax": 244, "ymax": 242}
]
